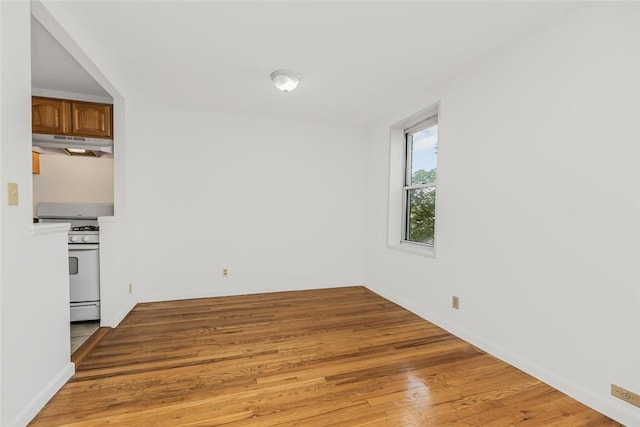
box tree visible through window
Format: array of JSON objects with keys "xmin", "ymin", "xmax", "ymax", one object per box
[{"xmin": 404, "ymin": 116, "xmax": 438, "ymax": 246}]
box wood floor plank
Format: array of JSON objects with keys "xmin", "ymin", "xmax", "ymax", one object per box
[
  {"xmin": 30, "ymin": 286, "xmax": 620, "ymax": 426},
  {"xmin": 71, "ymin": 327, "xmax": 111, "ymax": 367}
]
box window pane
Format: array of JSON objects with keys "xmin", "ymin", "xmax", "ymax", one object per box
[
  {"xmin": 410, "ymin": 124, "xmax": 438, "ymax": 185},
  {"xmin": 69, "ymin": 257, "xmax": 79, "ymax": 275},
  {"xmin": 406, "ymin": 187, "xmax": 436, "ymax": 245}
]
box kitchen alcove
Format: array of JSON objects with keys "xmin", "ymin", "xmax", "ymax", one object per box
[{"xmin": 30, "ymin": 4, "xmax": 133, "ymax": 363}]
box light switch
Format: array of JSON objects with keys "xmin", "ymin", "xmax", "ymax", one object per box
[{"xmin": 7, "ymin": 183, "xmax": 18, "ymax": 205}]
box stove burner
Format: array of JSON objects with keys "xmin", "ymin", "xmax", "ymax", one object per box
[{"xmin": 70, "ymin": 226, "xmax": 99, "ymax": 232}]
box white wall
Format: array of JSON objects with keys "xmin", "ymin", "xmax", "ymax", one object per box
[
  {"xmin": 33, "ymin": 154, "xmax": 114, "ymax": 216},
  {"xmin": 131, "ymin": 104, "xmax": 367, "ymax": 302},
  {"xmin": 365, "ymin": 4, "xmax": 640, "ymax": 425},
  {"xmin": 0, "ymin": 2, "xmax": 74, "ymax": 426}
]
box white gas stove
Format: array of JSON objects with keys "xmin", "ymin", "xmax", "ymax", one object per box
[{"xmin": 37, "ymin": 203, "xmax": 113, "ymax": 321}]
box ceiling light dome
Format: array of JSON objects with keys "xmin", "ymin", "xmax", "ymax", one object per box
[{"xmin": 271, "ymin": 69, "xmax": 301, "ymax": 92}]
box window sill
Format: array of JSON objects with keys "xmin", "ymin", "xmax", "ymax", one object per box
[{"xmin": 388, "ymin": 241, "xmax": 436, "ymax": 258}]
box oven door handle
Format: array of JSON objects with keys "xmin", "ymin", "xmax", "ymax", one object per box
[{"xmin": 68, "ymin": 244, "xmax": 99, "ymax": 250}]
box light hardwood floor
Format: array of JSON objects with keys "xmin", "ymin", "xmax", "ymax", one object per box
[{"xmin": 31, "ymin": 286, "xmax": 619, "ymax": 426}]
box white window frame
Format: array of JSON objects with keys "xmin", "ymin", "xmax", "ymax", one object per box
[{"xmin": 387, "ymin": 103, "xmax": 440, "ymax": 258}]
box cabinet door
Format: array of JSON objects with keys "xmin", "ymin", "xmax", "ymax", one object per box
[
  {"xmin": 32, "ymin": 97, "xmax": 68, "ymax": 134},
  {"xmin": 32, "ymin": 151, "xmax": 40, "ymax": 174},
  {"xmin": 70, "ymin": 102, "xmax": 112, "ymax": 138}
]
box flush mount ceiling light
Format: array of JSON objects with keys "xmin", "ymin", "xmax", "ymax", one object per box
[{"xmin": 270, "ymin": 69, "xmax": 301, "ymax": 92}]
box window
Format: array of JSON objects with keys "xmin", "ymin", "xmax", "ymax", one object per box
[
  {"xmin": 403, "ymin": 116, "xmax": 438, "ymax": 246},
  {"xmin": 387, "ymin": 104, "xmax": 439, "ymax": 257}
]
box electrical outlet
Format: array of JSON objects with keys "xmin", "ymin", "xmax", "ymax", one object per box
[
  {"xmin": 611, "ymin": 384, "xmax": 640, "ymax": 408},
  {"xmin": 222, "ymin": 268, "xmax": 229, "ymax": 277},
  {"xmin": 452, "ymin": 296, "xmax": 460, "ymax": 310},
  {"xmin": 128, "ymin": 283, "xmax": 133, "ymax": 294}
]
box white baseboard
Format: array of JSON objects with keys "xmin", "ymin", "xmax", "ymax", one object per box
[
  {"xmin": 138, "ymin": 282, "xmax": 358, "ymax": 304},
  {"xmin": 366, "ymin": 285, "xmax": 640, "ymax": 427},
  {"xmin": 6, "ymin": 362, "xmax": 74, "ymax": 427},
  {"xmin": 102, "ymin": 299, "xmax": 137, "ymax": 328}
]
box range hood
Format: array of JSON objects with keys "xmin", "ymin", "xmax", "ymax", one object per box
[{"xmin": 32, "ymin": 133, "xmax": 113, "ymax": 157}]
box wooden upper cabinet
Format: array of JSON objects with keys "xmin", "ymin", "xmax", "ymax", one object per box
[
  {"xmin": 32, "ymin": 97, "xmax": 68, "ymax": 135},
  {"xmin": 32, "ymin": 97, "xmax": 113, "ymax": 139},
  {"xmin": 70, "ymin": 101, "xmax": 112, "ymax": 138}
]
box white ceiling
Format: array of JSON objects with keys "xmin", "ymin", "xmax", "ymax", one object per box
[
  {"xmin": 31, "ymin": 17, "xmax": 110, "ymax": 98},
  {"xmin": 34, "ymin": 1, "xmax": 580, "ymax": 127}
]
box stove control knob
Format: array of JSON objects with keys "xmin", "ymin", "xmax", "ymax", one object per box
[
  {"xmin": 69, "ymin": 235, "xmax": 80, "ymax": 243},
  {"xmin": 81, "ymin": 236, "xmax": 91, "ymax": 243}
]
